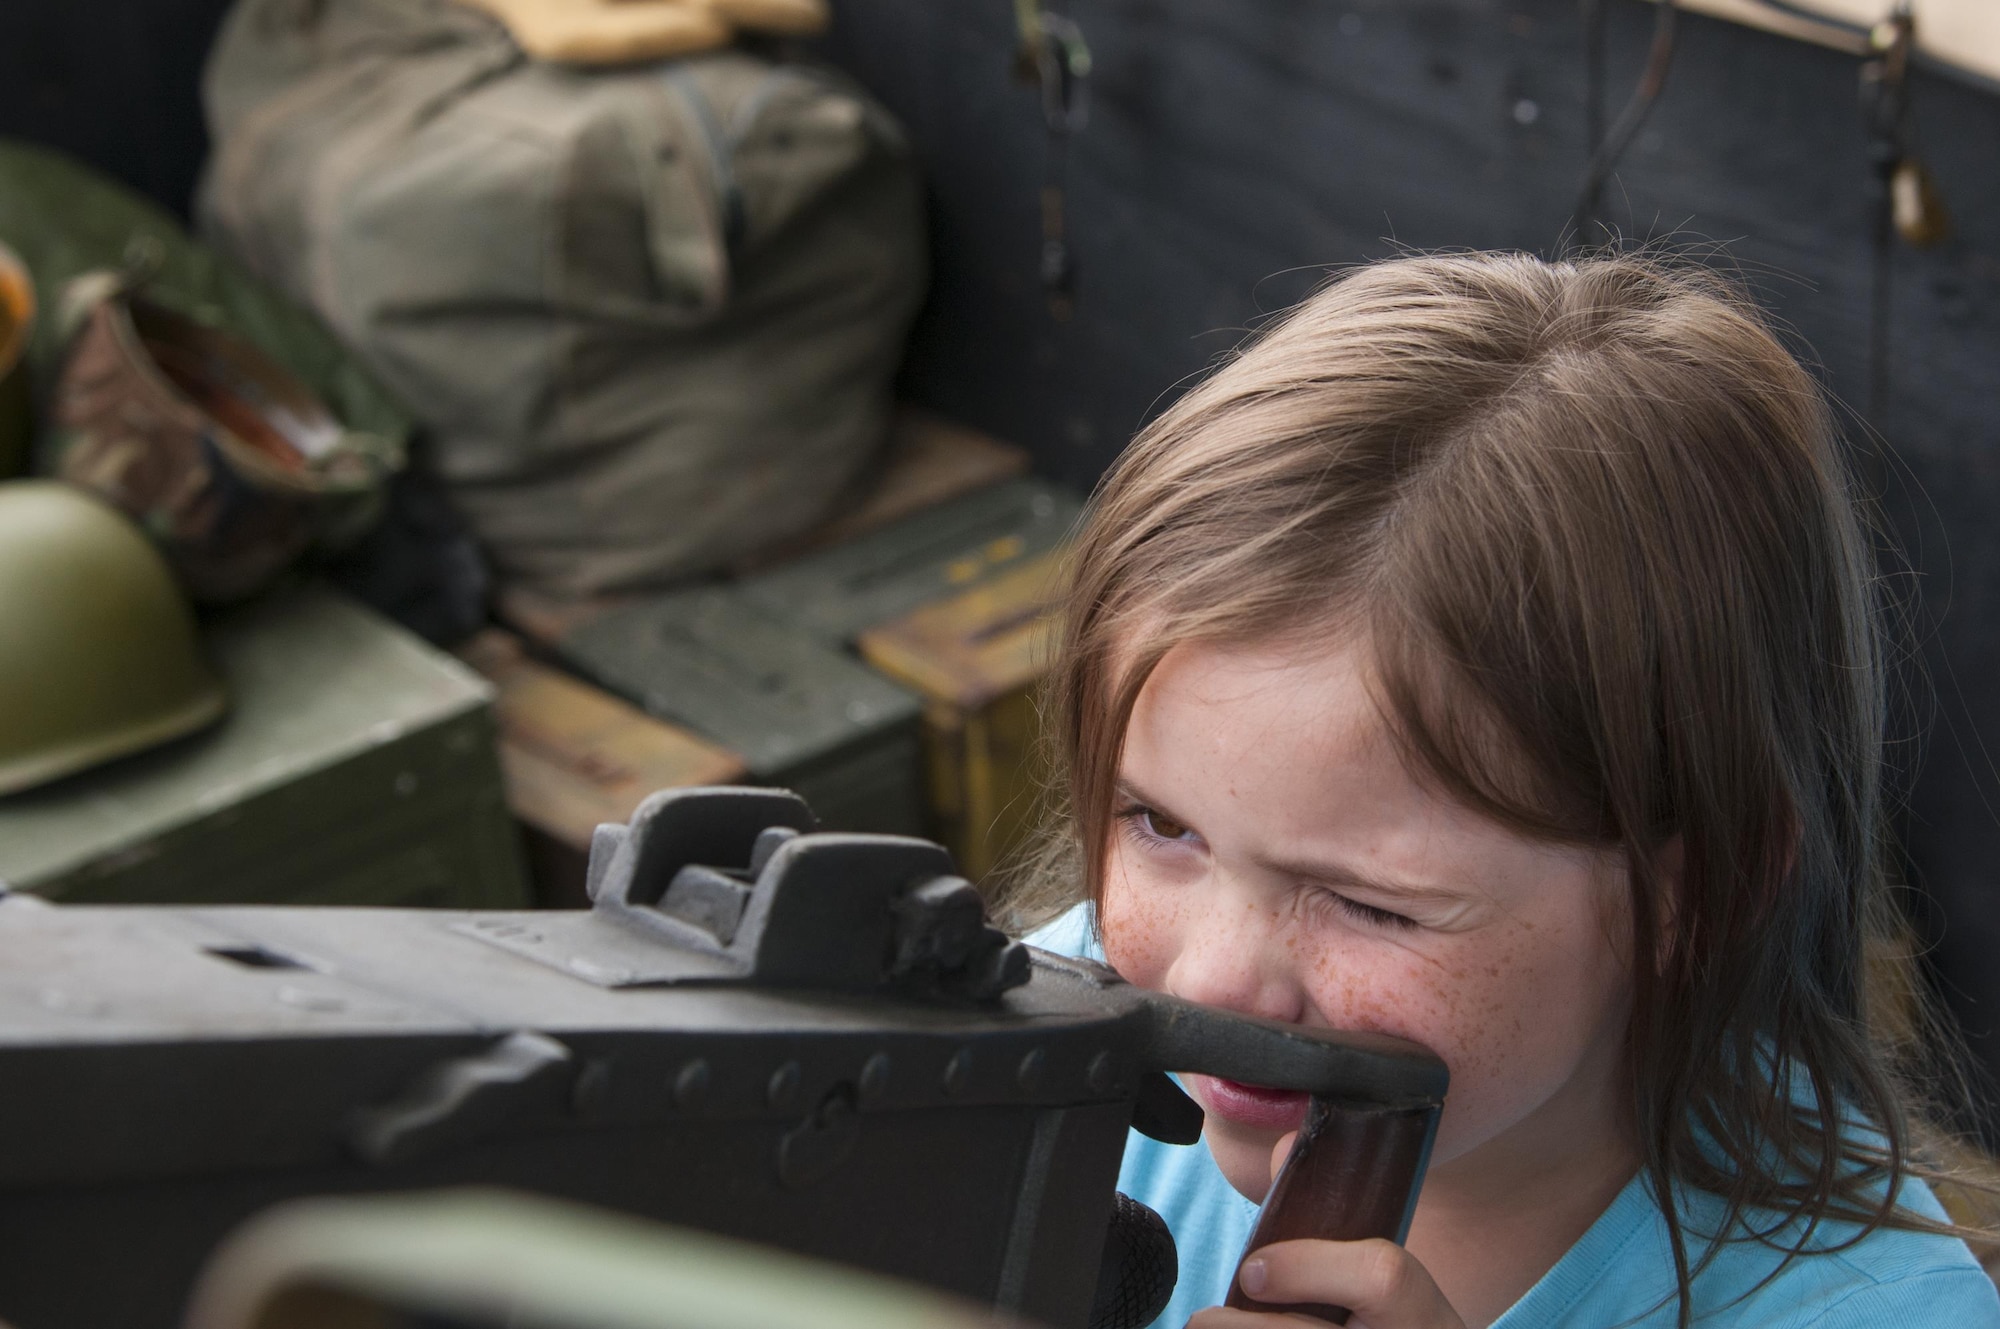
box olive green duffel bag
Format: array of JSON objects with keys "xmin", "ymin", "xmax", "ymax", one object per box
[{"xmin": 199, "ymin": 0, "xmax": 929, "ymax": 602}]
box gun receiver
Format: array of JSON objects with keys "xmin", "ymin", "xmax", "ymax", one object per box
[{"xmin": 0, "ymin": 787, "xmax": 1445, "ymax": 1329}]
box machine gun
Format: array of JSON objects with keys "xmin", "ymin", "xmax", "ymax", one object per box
[{"xmin": 0, "ymin": 787, "xmax": 1446, "ymax": 1329}]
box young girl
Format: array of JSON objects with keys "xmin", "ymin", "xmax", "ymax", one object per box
[{"xmin": 1020, "ymin": 251, "xmax": 2000, "ymax": 1327}]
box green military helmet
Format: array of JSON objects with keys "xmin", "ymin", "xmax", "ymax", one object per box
[{"xmin": 0, "ymin": 480, "xmax": 226, "ymax": 795}]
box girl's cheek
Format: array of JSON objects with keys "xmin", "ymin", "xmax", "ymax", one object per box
[
  {"xmin": 1301, "ymin": 938, "xmax": 1499, "ymax": 1084},
  {"xmin": 1097, "ymin": 896, "xmax": 1161, "ymax": 987},
  {"xmin": 1097, "ymin": 850, "xmax": 1180, "ymax": 989},
  {"xmin": 1304, "ymin": 947, "xmax": 1433, "ymax": 1041}
]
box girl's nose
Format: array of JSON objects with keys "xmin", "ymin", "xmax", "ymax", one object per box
[{"xmin": 1162, "ymin": 889, "xmax": 1305, "ymax": 1025}]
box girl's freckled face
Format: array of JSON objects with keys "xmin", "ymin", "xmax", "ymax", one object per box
[{"xmin": 1099, "ymin": 638, "xmax": 1636, "ymax": 1200}]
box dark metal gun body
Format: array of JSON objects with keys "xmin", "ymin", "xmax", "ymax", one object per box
[{"xmin": 0, "ymin": 788, "xmax": 1446, "ymax": 1329}]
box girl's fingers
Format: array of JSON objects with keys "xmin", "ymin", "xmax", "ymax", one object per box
[{"xmin": 1233, "ymin": 1239, "xmax": 1466, "ymax": 1329}]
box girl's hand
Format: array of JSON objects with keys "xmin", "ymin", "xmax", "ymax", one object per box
[
  {"xmin": 1185, "ymin": 1132, "xmax": 1466, "ymax": 1329},
  {"xmin": 1186, "ymin": 1237, "xmax": 1466, "ymax": 1329}
]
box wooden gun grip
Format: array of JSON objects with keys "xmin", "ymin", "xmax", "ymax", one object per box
[{"xmin": 1222, "ymin": 1097, "xmax": 1440, "ymax": 1325}]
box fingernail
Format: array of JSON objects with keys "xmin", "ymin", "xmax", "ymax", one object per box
[{"xmin": 1239, "ymin": 1257, "xmax": 1267, "ymax": 1296}]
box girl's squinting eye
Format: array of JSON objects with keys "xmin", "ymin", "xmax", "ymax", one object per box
[{"xmin": 1117, "ymin": 803, "xmax": 1200, "ymax": 846}]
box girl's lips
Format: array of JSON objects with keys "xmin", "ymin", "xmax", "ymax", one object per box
[{"xmin": 1185, "ymin": 1073, "xmax": 1311, "ymax": 1132}]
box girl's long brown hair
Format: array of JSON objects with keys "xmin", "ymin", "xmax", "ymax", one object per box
[{"xmin": 1011, "ymin": 251, "xmax": 1995, "ymax": 1323}]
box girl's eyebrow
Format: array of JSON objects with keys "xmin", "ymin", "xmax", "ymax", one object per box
[{"xmin": 1116, "ymin": 776, "xmax": 1458, "ymax": 903}]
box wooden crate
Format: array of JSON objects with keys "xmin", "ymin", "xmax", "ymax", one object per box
[
  {"xmin": 0, "ymin": 586, "xmax": 529, "ymax": 909},
  {"xmin": 857, "ymin": 551, "xmax": 1065, "ymax": 884},
  {"xmin": 555, "ymin": 586, "xmax": 927, "ymax": 836},
  {"xmin": 504, "ymin": 411, "xmax": 1056, "ymax": 850},
  {"xmin": 456, "ymin": 629, "xmax": 747, "ymax": 906}
]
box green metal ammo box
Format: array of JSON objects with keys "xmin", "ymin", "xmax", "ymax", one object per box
[
  {"xmin": 736, "ymin": 478, "xmax": 1083, "ymax": 646},
  {"xmin": 0, "ymin": 585, "xmax": 530, "ymax": 908},
  {"xmin": 556, "ymin": 588, "xmax": 926, "ymax": 837}
]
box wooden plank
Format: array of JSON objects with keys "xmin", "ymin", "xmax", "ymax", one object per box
[
  {"xmin": 1667, "ymin": 0, "xmax": 1999, "ymax": 83},
  {"xmin": 1667, "ymin": 0, "xmax": 1867, "ymax": 57},
  {"xmin": 456, "ymin": 629, "xmax": 746, "ymax": 854}
]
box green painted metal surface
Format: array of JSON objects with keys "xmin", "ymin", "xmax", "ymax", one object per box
[
  {"xmin": 0, "ymin": 584, "xmax": 529, "ymax": 907},
  {"xmin": 556, "ymin": 587, "xmax": 925, "ymax": 837},
  {"xmin": 737, "ymin": 479, "xmax": 1083, "ymax": 645}
]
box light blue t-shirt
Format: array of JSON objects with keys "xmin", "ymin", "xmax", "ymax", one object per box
[{"xmin": 1030, "ymin": 905, "xmax": 2000, "ymax": 1328}]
